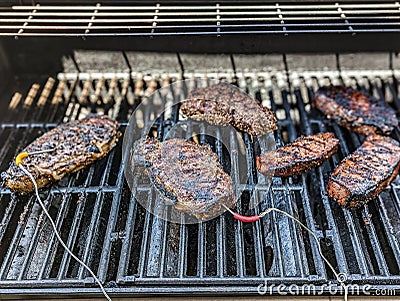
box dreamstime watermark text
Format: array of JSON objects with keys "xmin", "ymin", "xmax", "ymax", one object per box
[{"xmin": 257, "ymin": 274, "xmax": 396, "ymax": 296}]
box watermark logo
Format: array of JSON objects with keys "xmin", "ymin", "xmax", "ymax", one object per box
[{"xmin": 257, "ymin": 274, "xmax": 396, "ymax": 296}]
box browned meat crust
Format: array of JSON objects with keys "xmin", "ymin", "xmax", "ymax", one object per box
[
  {"xmin": 2, "ymin": 115, "xmax": 121, "ymax": 193},
  {"xmin": 327, "ymin": 135, "xmax": 400, "ymax": 208},
  {"xmin": 256, "ymin": 132, "xmax": 339, "ymax": 177},
  {"xmin": 313, "ymin": 86, "xmax": 398, "ymax": 135},
  {"xmin": 180, "ymin": 83, "xmax": 277, "ymax": 136},
  {"xmin": 138, "ymin": 138, "xmax": 236, "ymax": 220}
]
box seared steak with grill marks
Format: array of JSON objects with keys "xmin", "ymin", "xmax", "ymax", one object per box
[
  {"xmin": 313, "ymin": 86, "xmax": 398, "ymax": 135},
  {"xmin": 180, "ymin": 83, "xmax": 277, "ymax": 136},
  {"xmin": 2, "ymin": 115, "xmax": 121, "ymax": 193},
  {"xmin": 137, "ymin": 138, "xmax": 236, "ymax": 220},
  {"xmin": 256, "ymin": 132, "xmax": 339, "ymax": 177},
  {"xmin": 328, "ymin": 135, "xmax": 400, "ymax": 208}
]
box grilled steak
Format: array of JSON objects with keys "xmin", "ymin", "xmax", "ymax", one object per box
[
  {"xmin": 2, "ymin": 115, "xmax": 121, "ymax": 193},
  {"xmin": 313, "ymin": 86, "xmax": 398, "ymax": 135},
  {"xmin": 137, "ymin": 138, "xmax": 236, "ymax": 220},
  {"xmin": 256, "ymin": 132, "xmax": 339, "ymax": 177},
  {"xmin": 180, "ymin": 83, "xmax": 277, "ymax": 136},
  {"xmin": 328, "ymin": 135, "xmax": 400, "ymax": 208}
]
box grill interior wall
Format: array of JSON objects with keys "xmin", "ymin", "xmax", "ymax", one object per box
[{"xmin": 0, "ymin": 51, "xmax": 400, "ymax": 294}]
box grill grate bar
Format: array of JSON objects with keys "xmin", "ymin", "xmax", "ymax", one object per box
[
  {"xmin": 178, "ymin": 221, "xmax": 187, "ymax": 278},
  {"xmin": 253, "ymin": 215, "xmax": 266, "ymax": 277},
  {"xmin": 197, "ymin": 221, "xmax": 205, "ymax": 277},
  {"xmin": 56, "ymin": 196, "xmax": 86, "ymax": 280},
  {"xmin": 116, "ymin": 190, "xmax": 137, "ymax": 283},
  {"xmin": 158, "ymin": 212, "xmax": 169, "ymax": 278},
  {"xmin": 217, "ymin": 215, "xmax": 225, "ymax": 277},
  {"xmin": 3, "ymin": 18, "xmax": 400, "ymax": 24},
  {"xmin": 227, "ymin": 123, "xmax": 245, "ymax": 277},
  {"xmin": 38, "ymin": 193, "xmax": 72, "ymax": 280},
  {"xmin": 11, "ymin": 3, "xmax": 400, "ymax": 10},
  {"xmin": 214, "ymin": 127, "xmax": 225, "ymax": 277},
  {"xmin": 137, "ymin": 192, "xmax": 153, "ymax": 278},
  {"xmin": 235, "ymin": 207, "xmax": 245, "ymax": 277},
  {"xmin": 381, "ymin": 188, "xmax": 400, "ymax": 265},
  {"xmin": 5, "ymin": 8, "xmax": 400, "ymax": 16},
  {"xmin": 196, "ymin": 122, "xmax": 210, "ymax": 278},
  {"xmin": 0, "ymin": 196, "xmax": 17, "ymax": 244},
  {"xmin": 76, "ymin": 192, "xmax": 105, "ymax": 279},
  {"xmin": 340, "ymin": 177, "xmax": 378, "ymax": 276},
  {"xmin": 361, "ymin": 206, "xmax": 391, "ymax": 276},
  {"xmin": 6, "ymin": 29, "xmax": 400, "ymax": 38},
  {"xmin": 16, "ymin": 199, "xmax": 52, "ymax": 281},
  {"xmin": 146, "ymin": 201, "xmax": 165, "ymax": 277},
  {"xmin": 0, "ymin": 196, "xmax": 35, "ymax": 280},
  {"xmin": 97, "ymin": 150, "xmax": 127, "ymax": 282}
]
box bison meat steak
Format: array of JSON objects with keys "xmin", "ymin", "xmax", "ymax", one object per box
[
  {"xmin": 180, "ymin": 83, "xmax": 277, "ymax": 136},
  {"xmin": 313, "ymin": 86, "xmax": 398, "ymax": 135},
  {"xmin": 328, "ymin": 135, "xmax": 400, "ymax": 208},
  {"xmin": 2, "ymin": 114, "xmax": 121, "ymax": 193},
  {"xmin": 137, "ymin": 137, "xmax": 236, "ymax": 220},
  {"xmin": 256, "ymin": 132, "xmax": 339, "ymax": 177}
]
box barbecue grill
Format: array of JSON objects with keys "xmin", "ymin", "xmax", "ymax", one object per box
[{"xmin": 1, "ymin": 1, "xmax": 400, "ymax": 299}]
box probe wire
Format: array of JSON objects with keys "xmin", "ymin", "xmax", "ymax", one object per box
[
  {"xmin": 17, "ymin": 152, "xmax": 112, "ymax": 301},
  {"xmin": 223, "ymin": 204, "xmax": 348, "ymax": 301}
]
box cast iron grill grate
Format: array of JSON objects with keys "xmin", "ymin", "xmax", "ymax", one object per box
[{"xmin": 0, "ymin": 53, "xmax": 400, "ymax": 297}]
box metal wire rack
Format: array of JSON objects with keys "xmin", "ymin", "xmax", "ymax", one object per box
[{"xmin": 0, "ymin": 2, "xmax": 400, "ymax": 36}]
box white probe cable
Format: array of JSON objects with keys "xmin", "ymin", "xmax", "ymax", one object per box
[
  {"xmin": 223, "ymin": 204, "xmax": 348, "ymax": 301},
  {"xmin": 261, "ymin": 208, "xmax": 348, "ymax": 301},
  {"xmin": 16, "ymin": 150, "xmax": 112, "ymax": 301}
]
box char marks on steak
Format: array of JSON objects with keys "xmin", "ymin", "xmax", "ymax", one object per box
[
  {"xmin": 256, "ymin": 132, "xmax": 339, "ymax": 177},
  {"xmin": 138, "ymin": 138, "xmax": 236, "ymax": 220},
  {"xmin": 313, "ymin": 86, "xmax": 398, "ymax": 135},
  {"xmin": 2, "ymin": 115, "xmax": 121, "ymax": 193},
  {"xmin": 327, "ymin": 135, "xmax": 400, "ymax": 208},
  {"xmin": 180, "ymin": 83, "xmax": 277, "ymax": 136}
]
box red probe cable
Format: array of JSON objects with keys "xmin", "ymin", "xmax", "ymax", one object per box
[
  {"xmin": 222, "ymin": 204, "xmax": 269, "ymax": 223},
  {"xmin": 233, "ymin": 213, "xmax": 260, "ymax": 223}
]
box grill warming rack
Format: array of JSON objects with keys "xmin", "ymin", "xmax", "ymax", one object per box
[
  {"xmin": 1, "ymin": 2, "xmax": 400, "ymax": 36},
  {"xmin": 0, "ymin": 53, "xmax": 400, "ymax": 297},
  {"xmin": 2, "ymin": 2, "xmax": 400, "ymax": 52}
]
